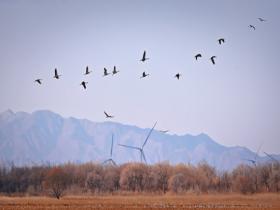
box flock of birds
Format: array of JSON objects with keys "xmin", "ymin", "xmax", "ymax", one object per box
[
  {"xmin": 32, "ymin": 17, "xmax": 270, "ymax": 164},
  {"xmin": 34, "ymin": 17, "xmax": 266, "ymax": 119}
]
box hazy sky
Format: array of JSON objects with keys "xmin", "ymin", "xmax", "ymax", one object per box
[{"xmin": 0, "ymin": 0, "xmax": 280, "ymax": 154}]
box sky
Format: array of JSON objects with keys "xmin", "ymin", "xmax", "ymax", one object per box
[{"xmin": 0, "ymin": 0, "xmax": 280, "ymax": 154}]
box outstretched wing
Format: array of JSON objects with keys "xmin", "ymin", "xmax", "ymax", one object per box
[
  {"xmin": 211, "ymin": 56, "xmax": 216, "ymax": 64},
  {"xmin": 142, "ymin": 51, "xmax": 146, "ymax": 60},
  {"xmin": 104, "ymin": 111, "xmax": 109, "ymax": 117}
]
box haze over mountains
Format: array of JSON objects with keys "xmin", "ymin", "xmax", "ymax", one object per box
[{"xmin": 0, "ymin": 110, "xmax": 279, "ymax": 171}]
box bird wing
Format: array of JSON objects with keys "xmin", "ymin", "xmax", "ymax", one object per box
[
  {"xmin": 82, "ymin": 83, "xmax": 86, "ymax": 89},
  {"xmin": 250, "ymin": 25, "xmax": 256, "ymax": 30},
  {"xmin": 142, "ymin": 122, "xmax": 157, "ymax": 148},
  {"xmin": 211, "ymin": 57, "xmax": 215, "ymax": 64},
  {"xmin": 104, "ymin": 111, "xmax": 109, "ymax": 117},
  {"xmin": 55, "ymin": 69, "xmax": 58, "ymax": 76},
  {"xmin": 104, "ymin": 68, "xmax": 107, "ymax": 74},
  {"xmin": 142, "ymin": 51, "xmax": 146, "ymax": 60}
]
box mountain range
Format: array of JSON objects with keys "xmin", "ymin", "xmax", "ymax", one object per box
[{"xmin": 0, "ymin": 110, "xmax": 279, "ymax": 171}]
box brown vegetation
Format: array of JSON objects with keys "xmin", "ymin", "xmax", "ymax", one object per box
[
  {"xmin": 0, "ymin": 161, "xmax": 279, "ymax": 199},
  {"xmin": 0, "ymin": 194, "xmax": 279, "ymax": 210}
]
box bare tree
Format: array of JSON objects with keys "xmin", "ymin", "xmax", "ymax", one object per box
[{"xmin": 43, "ymin": 167, "xmax": 69, "ymax": 199}]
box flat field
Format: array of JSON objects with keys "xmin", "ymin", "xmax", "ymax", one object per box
[{"xmin": 0, "ymin": 194, "xmax": 279, "ymax": 210}]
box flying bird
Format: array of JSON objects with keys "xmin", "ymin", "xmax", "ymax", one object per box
[
  {"xmin": 140, "ymin": 72, "xmax": 149, "ymax": 78},
  {"xmin": 174, "ymin": 73, "xmax": 181, "ymax": 80},
  {"xmin": 258, "ymin": 18, "xmax": 266, "ymax": 22},
  {"xmin": 112, "ymin": 66, "xmax": 119, "ymax": 75},
  {"xmin": 53, "ymin": 68, "xmax": 61, "ymax": 79},
  {"xmin": 210, "ymin": 56, "xmax": 216, "ymax": 65},
  {"xmin": 249, "ymin": 25, "xmax": 256, "ymax": 30},
  {"xmin": 140, "ymin": 51, "xmax": 149, "ymax": 62},
  {"xmin": 84, "ymin": 66, "xmax": 92, "ymax": 75},
  {"xmin": 195, "ymin": 54, "xmax": 202, "ymax": 60},
  {"xmin": 34, "ymin": 79, "xmax": 42, "ymax": 84},
  {"xmin": 103, "ymin": 68, "xmax": 110, "ymax": 76},
  {"xmin": 80, "ymin": 81, "xmax": 88, "ymax": 89},
  {"xmin": 104, "ymin": 111, "xmax": 114, "ymax": 118},
  {"xmin": 218, "ymin": 38, "xmax": 225, "ymax": 45}
]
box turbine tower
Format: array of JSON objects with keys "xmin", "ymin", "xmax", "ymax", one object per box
[{"xmin": 103, "ymin": 134, "xmax": 117, "ymax": 166}]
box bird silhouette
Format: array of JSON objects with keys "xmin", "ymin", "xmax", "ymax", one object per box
[
  {"xmin": 140, "ymin": 51, "xmax": 149, "ymax": 62},
  {"xmin": 103, "ymin": 68, "xmax": 110, "ymax": 76},
  {"xmin": 140, "ymin": 72, "xmax": 149, "ymax": 78},
  {"xmin": 218, "ymin": 38, "xmax": 225, "ymax": 45},
  {"xmin": 210, "ymin": 56, "xmax": 216, "ymax": 65},
  {"xmin": 84, "ymin": 66, "xmax": 92, "ymax": 75},
  {"xmin": 104, "ymin": 111, "xmax": 114, "ymax": 118},
  {"xmin": 34, "ymin": 79, "xmax": 42, "ymax": 84},
  {"xmin": 175, "ymin": 73, "xmax": 181, "ymax": 80},
  {"xmin": 53, "ymin": 68, "xmax": 61, "ymax": 79},
  {"xmin": 195, "ymin": 54, "xmax": 202, "ymax": 60},
  {"xmin": 249, "ymin": 25, "xmax": 256, "ymax": 30},
  {"xmin": 80, "ymin": 81, "xmax": 88, "ymax": 89},
  {"xmin": 112, "ymin": 66, "xmax": 119, "ymax": 75},
  {"xmin": 258, "ymin": 18, "xmax": 266, "ymax": 22}
]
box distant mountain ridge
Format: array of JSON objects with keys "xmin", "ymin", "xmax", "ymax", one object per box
[{"xmin": 0, "ymin": 110, "xmax": 279, "ymax": 171}]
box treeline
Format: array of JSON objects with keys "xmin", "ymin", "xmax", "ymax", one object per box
[{"xmin": 0, "ymin": 161, "xmax": 279, "ymax": 198}]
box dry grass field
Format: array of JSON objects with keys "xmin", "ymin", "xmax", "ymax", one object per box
[{"xmin": 0, "ymin": 194, "xmax": 279, "ymax": 210}]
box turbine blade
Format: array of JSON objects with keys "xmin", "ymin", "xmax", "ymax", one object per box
[
  {"xmin": 102, "ymin": 159, "xmax": 110, "ymax": 165},
  {"xmin": 254, "ymin": 142, "xmax": 263, "ymax": 161},
  {"xmin": 142, "ymin": 122, "xmax": 157, "ymax": 148},
  {"xmin": 112, "ymin": 159, "xmax": 117, "ymax": 166},
  {"xmin": 118, "ymin": 144, "xmax": 141, "ymax": 150}
]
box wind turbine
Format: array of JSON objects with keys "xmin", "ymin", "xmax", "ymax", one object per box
[
  {"xmin": 118, "ymin": 122, "xmax": 157, "ymax": 163},
  {"xmin": 243, "ymin": 142, "xmax": 263, "ymax": 167},
  {"xmin": 103, "ymin": 134, "xmax": 117, "ymax": 166},
  {"xmin": 264, "ymin": 152, "xmax": 279, "ymax": 164}
]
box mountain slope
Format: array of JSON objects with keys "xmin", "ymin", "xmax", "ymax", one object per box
[{"xmin": 0, "ymin": 110, "xmax": 279, "ymax": 171}]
